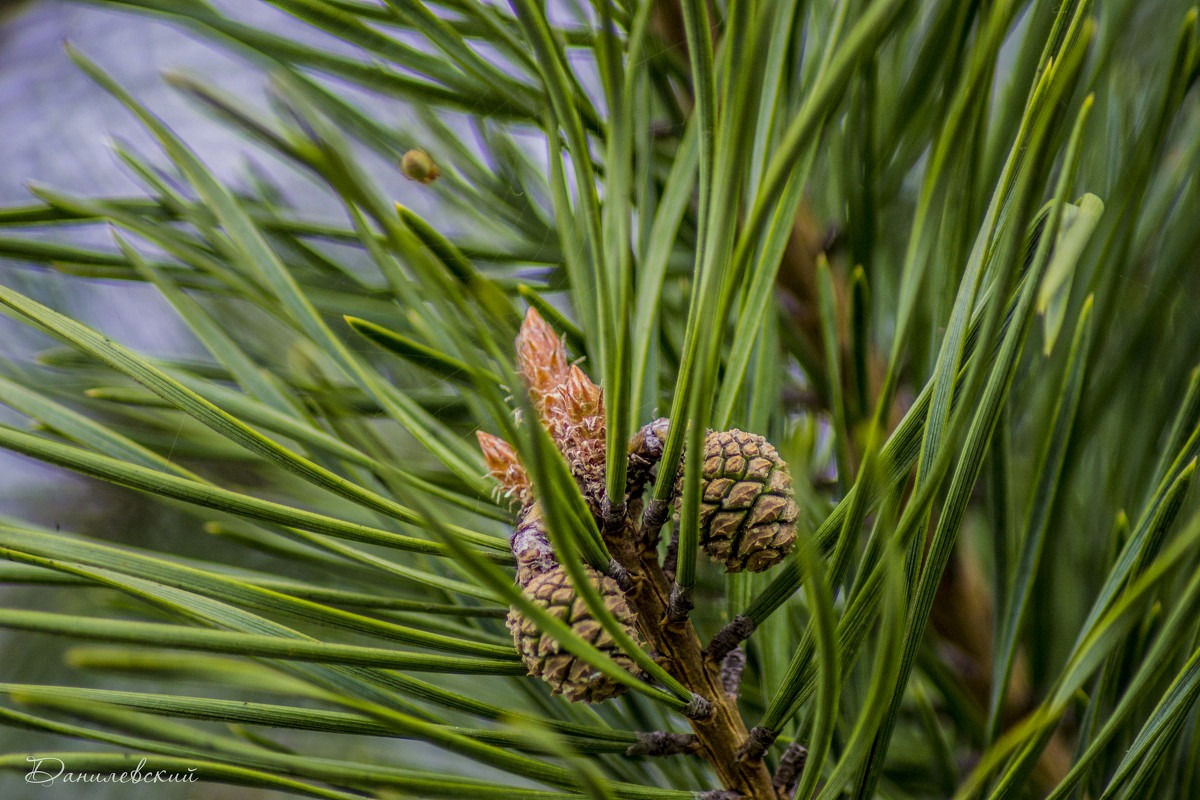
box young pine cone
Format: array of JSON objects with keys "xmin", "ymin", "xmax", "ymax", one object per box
[
  {"xmin": 515, "ymin": 309, "xmax": 608, "ymax": 508},
  {"xmin": 678, "ymin": 429, "xmax": 799, "ymax": 573},
  {"xmin": 507, "ymin": 564, "xmax": 643, "ymax": 703}
]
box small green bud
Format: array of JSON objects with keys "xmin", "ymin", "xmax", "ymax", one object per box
[{"xmin": 401, "ymin": 149, "xmax": 440, "ymax": 184}]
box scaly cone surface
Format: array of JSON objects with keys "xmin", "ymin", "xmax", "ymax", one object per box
[
  {"xmin": 507, "ymin": 562, "xmax": 643, "ymax": 703},
  {"xmin": 679, "ymin": 429, "xmax": 799, "ymax": 573}
]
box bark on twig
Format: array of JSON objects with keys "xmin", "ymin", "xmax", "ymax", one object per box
[
  {"xmin": 705, "ymin": 614, "xmax": 757, "ymax": 664},
  {"xmin": 663, "ymin": 526, "xmax": 680, "ymax": 581},
  {"xmin": 719, "ymin": 647, "xmax": 746, "ymax": 698},
  {"xmin": 607, "ymin": 558, "xmax": 633, "ymax": 593},
  {"xmin": 626, "ymin": 731, "xmax": 702, "ymax": 757},
  {"xmin": 603, "ymin": 494, "xmax": 627, "ymax": 540},
  {"xmin": 735, "ymin": 726, "xmax": 779, "ymax": 764},
  {"xmin": 666, "ymin": 582, "xmax": 694, "ymax": 624},
  {"xmin": 641, "ymin": 497, "xmax": 673, "ymax": 539},
  {"xmin": 772, "ymin": 742, "xmax": 808, "ymax": 799}
]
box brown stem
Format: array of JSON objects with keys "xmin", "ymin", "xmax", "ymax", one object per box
[
  {"xmin": 663, "ymin": 526, "xmax": 680, "ymax": 582},
  {"xmin": 606, "ymin": 521, "xmax": 778, "ymax": 800}
]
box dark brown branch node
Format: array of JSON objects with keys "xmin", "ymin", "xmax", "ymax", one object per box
[
  {"xmin": 642, "ymin": 496, "xmax": 672, "ymax": 533},
  {"xmin": 602, "ymin": 493, "xmax": 626, "ymax": 537},
  {"xmin": 772, "ymin": 741, "xmax": 808, "ymax": 799},
  {"xmin": 666, "ymin": 582, "xmax": 694, "ymax": 623},
  {"xmin": 626, "ymin": 417, "xmax": 670, "ymax": 499},
  {"xmin": 625, "ymin": 731, "xmax": 701, "ymax": 757},
  {"xmin": 607, "ymin": 558, "xmax": 633, "ymax": 592},
  {"xmin": 705, "ymin": 614, "xmax": 757, "ymax": 664},
  {"xmin": 681, "ymin": 693, "xmax": 714, "ymax": 720},
  {"xmin": 735, "ymin": 726, "xmax": 779, "ymax": 764},
  {"xmin": 719, "ymin": 647, "xmax": 746, "ymax": 698}
]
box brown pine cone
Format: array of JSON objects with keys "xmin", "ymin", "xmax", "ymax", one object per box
[
  {"xmin": 507, "ymin": 564, "xmax": 642, "ymax": 703},
  {"xmin": 677, "ymin": 429, "xmax": 799, "ymax": 573}
]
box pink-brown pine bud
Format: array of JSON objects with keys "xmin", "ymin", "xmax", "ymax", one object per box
[
  {"xmin": 516, "ymin": 309, "xmax": 570, "ymax": 413},
  {"xmin": 563, "ymin": 364, "xmax": 603, "ymax": 423},
  {"xmin": 511, "ymin": 308, "xmax": 609, "ymax": 507},
  {"xmin": 477, "ymin": 431, "xmax": 531, "ymax": 508},
  {"xmin": 537, "ymin": 365, "xmax": 607, "ymax": 505},
  {"xmin": 541, "ymin": 365, "xmax": 604, "ymax": 441}
]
